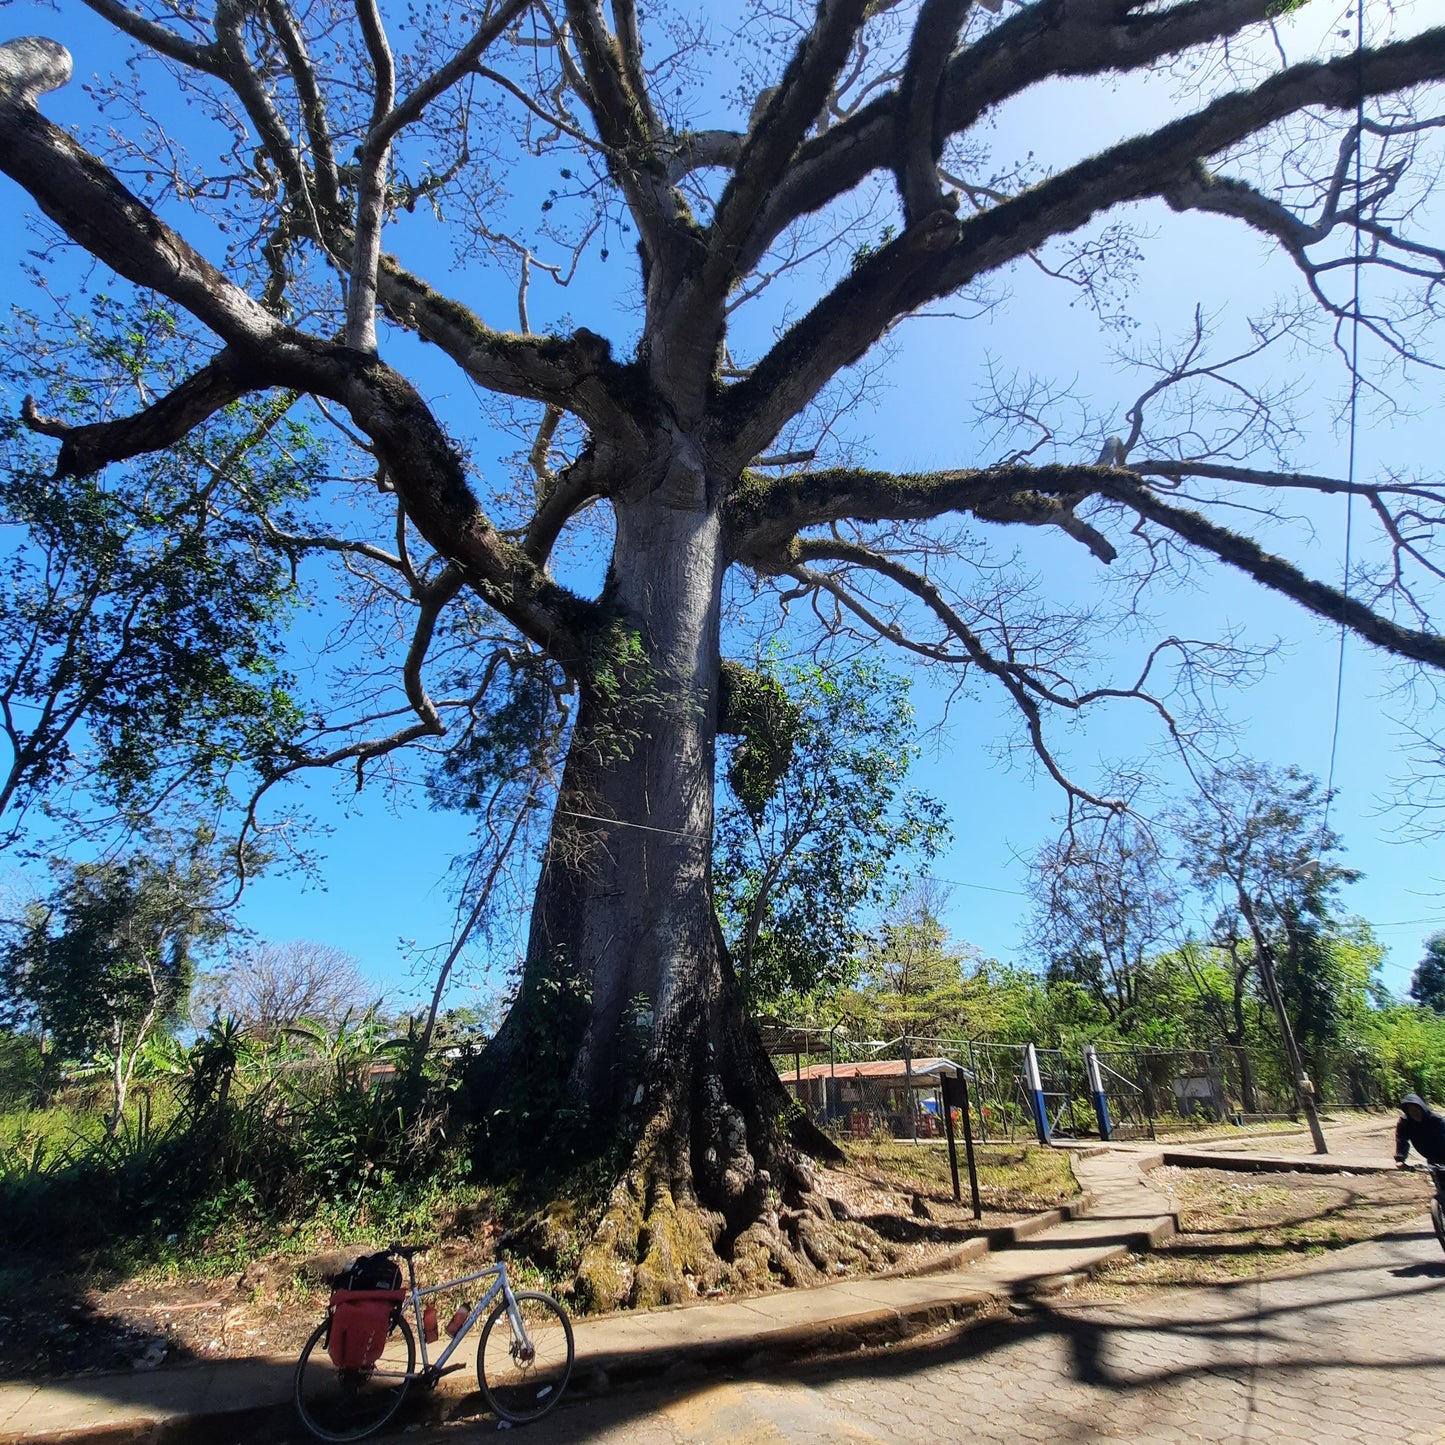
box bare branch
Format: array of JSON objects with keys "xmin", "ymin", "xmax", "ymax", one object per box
[
  {"xmin": 373, "ymin": 0, "xmax": 532, "ymax": 152},
  {"xmin": 788, "ymin": 538, "xmax": 1123, "ymax": 810}
]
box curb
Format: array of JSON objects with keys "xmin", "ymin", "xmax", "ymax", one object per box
[
  {"xmin": 1, "ymin": 1403, "xmax": 296, "ymax": 1445},
  {"xmin": 876, "ymin": 1192, "xmax": 1098, "ymax": 1283},
  {"xmin": 1153, "ymin": 1150, "xmax": 1395, "ymax": 1177}
]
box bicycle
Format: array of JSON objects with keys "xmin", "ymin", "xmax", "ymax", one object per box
[
  {"xmin": 293, "ymin": 1242, "xmax": 574, "ymax": 1441},
  {"xmin": 1402, "ymin": 1161, "xmax": 1445, "ymax": 1255}
]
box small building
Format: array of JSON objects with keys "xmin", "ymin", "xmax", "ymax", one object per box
[{"xmin": 779, "ymin": 1056, "xmax": 969, "ymax": 1138}]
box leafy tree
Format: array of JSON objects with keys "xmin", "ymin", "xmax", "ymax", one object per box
[
  {"xmin": 0, "ymin": 299, "xmax": 311, "ymax": 848},
  {"xmin": 1029, "ymin": 817, "xmax": 1180, "ymax": 1030},
  {"xmin": 2, "ymin": 4, "xmax": 1445, "ymax": 1299},
  {"xmin": 1175, "ymin": 761, "xmax": 1359, "ymax": 1145},
  {"xmin": 713, "ymin": 658, "xmax": 947, "ymax": 1010},
  {"xmin": 3, "ymin": 833, "xmax": 237, "ymax": 1131},
  {"xmin": 192, "ymin": 939, "xmax": 379, "ymax": 1040},
  {"xmin": 1411, "ymin": 933, "xmax": 1445, "ymax": 1014},
  {"xmin": 854, "ymin": 881, "xmax": 971, "ymax": 1042}
]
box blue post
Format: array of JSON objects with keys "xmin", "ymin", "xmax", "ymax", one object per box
[
  {"xmin": 1024, "ymin": 1043, "xmax": 1051, "ymax": 1145},
  {"xmin": 1085, "ymin": 1044, "xmax": 1112, "ymax": 1141}
]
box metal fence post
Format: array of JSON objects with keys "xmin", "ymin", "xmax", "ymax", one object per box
[
  {"xmin": 1024, "ymin": 1043, "xmax": 1051, "ymax": 1145},
  {"xmin": 1084, "ymin": 1044, "xmax": 1112, "ymax": 1140}
]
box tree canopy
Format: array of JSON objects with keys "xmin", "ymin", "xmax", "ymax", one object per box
[{"xmin": 1411, "ymin": 933, "xmax": 1445, "ymax": 1014}]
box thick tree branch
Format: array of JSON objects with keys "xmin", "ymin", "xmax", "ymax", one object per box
[
  {"xmin": 561, "ymin": 0, "xmax": 680, "ymax": 267},
  {"xmin": 666, "ymin": 129, "xmax": 744, "ymax": 184},
  {"xmin": 895, "ymin": 0, "xmax": 972, "ymax": 226},
  {"xmin": 0, "ymin": 42, "xmax": 281, "ymax": 349},
  {"xmin": 523, "ymin": 447, "xmax": 603, "ymax": 564},
  {"xmin": 657, "ymin": 0, "xmax": 872, "ymax": 409},
  {"xmin": 212, "ymin": 1, "xmax": 331, "ymax": 258},
  {"xmin": 79, "ymin": 0, "xmax": 218, "ymax": 72},
  {"xmin": 347, "ymin": 0, "xmax": 397, "ymax": 352},
  {"xmin": 21, "ymin": 351, "xmax": 253, "ymax": 476},
  {"xmin": 375, "ymin": 255, "xmax": 648, "ymax": 432},
  {"xmin": 707, "ymin": 0, "xmax": 871, "ymax": 288},
  {"xmin": 264, "ymin": 0, "xmax": 341, "ymax": 218},
  {"xmin": 722, "ymin": 25, "xmax": 1445, "ymax": 464},
  {"xmin": 403, "ymin": 564, "xmax": 466, "ymax": 733},
  {"xmin": 727, "ymin": 463, "xmax": 1119, "ymax": 567},
  {"xmin": 1100, "ymin": 477, "xmax": 1445, "ymax": 670},
  {"xmin": 743, "ymin": 0, "xmax": 1285, "ymax": 279}
]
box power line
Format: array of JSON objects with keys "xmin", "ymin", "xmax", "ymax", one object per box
[
  {"xmin": 1324, "ymin": 0, "xmax": 1367, "ymax": 831},
  {"xmin": 918, "ymin": 872, "xmax": 1028, "ymax": 898}
]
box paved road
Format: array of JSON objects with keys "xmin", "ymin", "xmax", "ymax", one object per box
[{"xmin": 440, "ymin": 1221, "xmax": 1445, "ymax": 1444}]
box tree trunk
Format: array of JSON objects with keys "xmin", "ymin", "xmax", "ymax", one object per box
[
  {"xmin": 469, "ymin": 491, "xmax": 884, "ymax": 1308},
  {"xmin": 108, "ymin": 1021, "xmax": 127, "ymax": 1137}
]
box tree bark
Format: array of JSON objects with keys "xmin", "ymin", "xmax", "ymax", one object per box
[{"xmin": 468, "ymin": 488, "xmax": 882, "ymax": 1307}]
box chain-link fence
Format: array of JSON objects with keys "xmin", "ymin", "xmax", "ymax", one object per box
[{"xmin": 769, "ymin": 1029, "xmax": 1399, "ymax": 1145}]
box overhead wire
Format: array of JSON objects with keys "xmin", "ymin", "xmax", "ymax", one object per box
[{"xmin": 1323, "ymin": 0, "xmax": 1367, "ymax": 834}]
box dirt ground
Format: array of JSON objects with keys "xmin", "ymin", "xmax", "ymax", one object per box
[
  {"xmin": 1073, "ymin": 1162, "xmax": 1437, "ymax": 1301},
  {"xmin": 0, "ymin": 1140, "xmax": 1076, "ymax": 1380}
]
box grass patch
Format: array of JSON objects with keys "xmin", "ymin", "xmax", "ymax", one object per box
[{"xmin": 840, "ymin": 1138, "xmax": 1079, "ymax": 1212}]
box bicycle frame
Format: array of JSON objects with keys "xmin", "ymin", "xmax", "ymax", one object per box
[{"xmin": 393, "ymin": 1256, "xmax": 526, "ymax": 1379}]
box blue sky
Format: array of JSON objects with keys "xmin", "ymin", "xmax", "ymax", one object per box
[{"xmin": 1, "ymin": 1, "xmax": 1442, "ymax": 1009}]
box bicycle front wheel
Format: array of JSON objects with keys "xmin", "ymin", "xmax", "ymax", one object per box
[
  {"xmin": 294, "ymin": 1313, "xmax": 415, "ymax": 1441},
  {"xmin": 476, "ymin": 1289, "xmax": 574, "ymax": 1423}
]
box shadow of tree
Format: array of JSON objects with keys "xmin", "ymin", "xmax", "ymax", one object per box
[{"xmin": 12, "ymin": 1225, "xmax": 1440, "ymax": 1443}]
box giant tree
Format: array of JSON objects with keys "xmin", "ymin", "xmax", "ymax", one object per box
[{"xmin": 2, "ymin": 0, "xmax": 1445, "ymax": 1302}]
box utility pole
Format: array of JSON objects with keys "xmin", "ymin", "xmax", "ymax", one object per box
[{"xmin": 1238, "ymin": 890, "xmax": 1328, "ymax": 1155}]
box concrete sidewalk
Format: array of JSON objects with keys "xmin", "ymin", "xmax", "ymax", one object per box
[{"xmin": 0, "ymin": 1119, "xmax": 1394, "ymax": 1444}]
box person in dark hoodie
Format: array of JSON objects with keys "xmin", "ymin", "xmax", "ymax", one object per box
[{"xmin": 1395, "ymin": 1093, "xmax": 1445, "ymax": 1170}]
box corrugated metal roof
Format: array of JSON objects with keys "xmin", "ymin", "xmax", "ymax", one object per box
[{"xmin": 779, "ymin": 1057, "xmax": 969, "ymax": 1083}]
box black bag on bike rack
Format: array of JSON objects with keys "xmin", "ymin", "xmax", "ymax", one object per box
[{"xmin": 331, "ymin": 1252, "xmax": 402, "ymax": 1292}]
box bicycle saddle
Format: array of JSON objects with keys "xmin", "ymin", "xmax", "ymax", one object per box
[{"xmin": 387, "ymin": 1242, "xmax": 429, "ymax": 1258}]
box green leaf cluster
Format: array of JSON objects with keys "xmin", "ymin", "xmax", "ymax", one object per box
[
  {"xmin": 713, "ymin": 657, "xmax": 949, "ymax": 1010},
  {"xmin": 0, "ymin": 296, "xmax": 318, "ymax": 839}
]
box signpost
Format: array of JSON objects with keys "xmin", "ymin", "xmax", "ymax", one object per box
[{"xmin": 940, "ymin": 1069, "xmax": 982, "ymax": 1221}]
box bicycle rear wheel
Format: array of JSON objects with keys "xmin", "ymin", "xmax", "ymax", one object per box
[
  {"xmin": 294, "ymin": 1314, "xmax": 414, "ymax": 1441},
  {"xmin": 476, "ymin": 1289, "xmax": 574, "ymax": 1423},
  {"xmin": 1431, "ymin": 1197, "xmax": 1445, "ymax": 1255}
]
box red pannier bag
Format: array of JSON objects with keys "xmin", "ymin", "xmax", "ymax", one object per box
[{"xmin": 327, "ymin": 1289, "xmax": 406, "ymax": 1370}]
